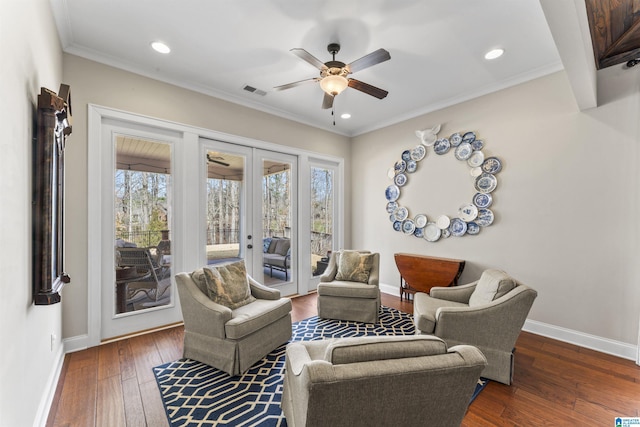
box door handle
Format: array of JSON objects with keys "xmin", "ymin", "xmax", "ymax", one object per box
[{"xmin": 247, "ymin": 244, "xmax": 253, "ymax": 249}]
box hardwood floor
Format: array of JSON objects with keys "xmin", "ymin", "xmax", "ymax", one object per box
[{"xmin": 47, "ymin": 292, "xmax": 640, "ymax": 426}]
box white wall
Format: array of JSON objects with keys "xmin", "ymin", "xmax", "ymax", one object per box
[
  {"xmin": 62, "ymin": 54, "xmax": 352, "ymax": 340},
  {"xmin": 0, "ymin": 0, "xmax": 65, "ymax": 425},
  {"xmin": 352, "ymin": 70, "xmax": 640, "ymax": 351}
]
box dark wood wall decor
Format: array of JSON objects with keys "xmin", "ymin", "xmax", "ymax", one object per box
[
  {"xmin": 33, "ymin": 85, "xmax": 72, "ymax": 305},
  {"xmin": 585, "ymin": 0, "xmax": 640, "ymax": 69}
]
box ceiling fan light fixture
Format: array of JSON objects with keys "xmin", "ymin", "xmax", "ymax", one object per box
[{"xmin": 320, "ymin": 75, "xmax": 348, "ymax": 96}]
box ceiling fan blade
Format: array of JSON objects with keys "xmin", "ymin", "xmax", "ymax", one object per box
[
  {"xmin": 274, "ymin": 78, "xmax": 320, "ymax": 91},
  {"xmin": 291, "ymin": 48, "xmax": 328, "ymax": 71},
  {"xmin": 206, "ymin": 154, "xmax": 230, "ymax": 167},
  {"xmin": 322, "ymin": 92, "xmax": 334, "ymax": 109},
  {"xmin": 348, "ymin": 79, "xmax": 389, "ymax": 99},
  {"xmin": 346, "ymin": 48, "xmax": 391, "ymax": 73}
]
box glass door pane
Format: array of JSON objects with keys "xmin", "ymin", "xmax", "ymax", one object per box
[
  {"xmin": 205, "ymin": 150, "xmax": 244, "ymax": 265},
  {"xmin": 114, "ymin": 136, "xmax": 172, "ymax": 315},
  {"xmin": 310, "ymin": 166, "xmax": 334, "ymax": 276}
]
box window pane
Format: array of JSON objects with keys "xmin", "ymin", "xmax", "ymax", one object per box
[
  {"xmin": 114, "ymin": 137, "xmax": 172, "ymax": 315},
  {"xmin": 262, "ymin": 160, "xmax": 292, "ymax": 285},
  {"xmin": 310, "ymin": 166, "xmax": 333, "ymax": 276}
]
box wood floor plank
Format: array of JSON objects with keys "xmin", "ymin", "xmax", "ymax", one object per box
[
  {"xmin": 121, "ymin": 377, "xmax": 146, "ymax": 427},
  {"xmin": 96, "ymin": 375, "xmax": 126, "ymax": 427},
  {"xmin": 139, "ymin": 380, "xmax": 169, "ymax": 427},
  {"xmin": 48, "ymin": 292, "xmax": 640, "ymax": 426}
]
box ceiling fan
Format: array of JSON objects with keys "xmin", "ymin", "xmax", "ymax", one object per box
[
  {"xmin": 274, "ymin": 43, "xmax": 391, "ymax": 109},
  {"xmin": 206, "ymin": 153, "xmax": 230, "ymax": 167}
]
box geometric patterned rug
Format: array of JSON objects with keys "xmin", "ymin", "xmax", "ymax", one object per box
[{"xmin": 153, "ymin": 306, "xmax": 487, "ymax": 426}]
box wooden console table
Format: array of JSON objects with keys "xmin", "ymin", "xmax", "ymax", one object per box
[{"xmin": 394, "ymin": 253, "xmax": 465, "ymax": 301}]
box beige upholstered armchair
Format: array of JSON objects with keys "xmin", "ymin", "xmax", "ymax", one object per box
[
  {"xmin": 413, "ymin": 269, "xmax": 537, "ymax": 385},
  {"xmin": 317, "ymin": 250, "xmax": 380, "ymax": 323},
  {"xmin": 175, "ymin": 260, "xmax": 292, "ymax": 376},
  {"xmin": 281, "ymin": 335, "xmax": 487, "ymax": 427}
]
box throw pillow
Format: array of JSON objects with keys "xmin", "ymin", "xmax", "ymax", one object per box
[
  {"xmin": 267, "ymin": 238, "xmax": 279, "ymax": 254},
  {"xmin": 335, "ymin": 250, "xmax": 374, "ymax": 283},
  {"xmin": 468, "ymin": 269, "xmax": 516, "ymax": 307},
  {"xmin": 274, "ymin": 238, "xmax": 291, "ymax": 256},
  {"xmin": 203, "ymin": 261, "xmax": 256, "ymax": 309},
  {"xmin": 262, "ymin": 237, "xmax": 272, "ymax": 253}
]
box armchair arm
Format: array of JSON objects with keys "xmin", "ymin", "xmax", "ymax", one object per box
[
  {"xmin": 247, "ymin": 275, "xmax": 281, "ymax": 300},
  {"xmin": 367, "ymin": 253, "xmax": 380, "ymax": 287},
  {"xmin": 175, "ymin": 273, "xmax": 232, "ymax": 339},
  {"xmin": 434, "ymin": 286, "xmax": 537, "ymax": 350},
  {"xmin": 286, "ymin": 342, "xmax": 313, "ymax": 376},
  {"xmin": 320, "ymin": 252, "xmax": 338, "ymax": 282},
  {"xmin": 430, "ymin": 281, "xmax": 477, "ymax": 303}
]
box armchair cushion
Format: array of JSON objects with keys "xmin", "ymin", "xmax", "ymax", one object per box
[
  {"xmin": 324, "ymin": 335, "xmax": 448, "ymax": 365},
  {"xmin": 468, "ymin": 269, "xmax": 516, "ymax": 307},
  {"xmin": 203, "ymin": 261, "xmax": 256, "ymax": 309},
  {"xmin": 335, "ymin": 250, "xmax": 375, "ymax": 283}
]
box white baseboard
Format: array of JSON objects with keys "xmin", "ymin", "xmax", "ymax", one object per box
[
  {"xmin": 33, "ymin": 346, "xmax": 65, "ymax": 427},
  {"xmin": 379, "ymin": 283, "xmax": 638, "ymax": 363},
  {"xmin": 63, "ymin": 334, "xmax": 89, "ymax": 354}
]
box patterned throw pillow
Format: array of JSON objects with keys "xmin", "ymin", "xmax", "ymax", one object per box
[
  {"xmin": 335, "ymin": 251, "xmax": 374, "ymax": 283},
  {"xmin": 203, "ymin": 261, "xmax": 256, "ymax": 309},
  {"xmin": 263, "ymin": 237, "xmax": 272, "ymax": 253}
]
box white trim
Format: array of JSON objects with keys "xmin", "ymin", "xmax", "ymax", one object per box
[
  {"xmin": 378, "ymin": 286, "xmax": 638, "ymax": 362},
  {"xmin": 33, "ymin": 346, "xmax": 65, "ymax": 427},
  {"xmin": 63, "ymin": 334, "xmax": 90, "ymax": 354}
]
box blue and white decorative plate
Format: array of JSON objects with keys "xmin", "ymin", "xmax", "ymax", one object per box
[
  {"xmin": 413, "ymin": 227, "xmax": 425, "ymax": 238},
  {"xmin": 482, "ymin": 157, "xmax": 502, "ymax": 174},
  {"xmin": 442, "ymin": 228, "xmax": 451, "ymax": 238},
  {"xmin": 450, "ymin": 218, "xmax": 468, "ymax": 237},
  {"xmin": 394, "ymin": 160, "xmax": 406, "ymax": 173},
  {"xmin": 386, "ymin": 201, "xmax": 399, "ymax": 213},
  {"xmin": 474, "ymin": 173, "xmax": 497, "ymax": 193},
  {"xmin": 458, "ymin": 204, "xmax": 478, "ymax": 222},
  {"xmin": 385, "ymin": 184, "xmax": 400, "ymax": 202},
  {"xmin": 471, "ymin": 139, "xmax": 484, "ymax": 150},
  {"xmin": 433, "ymin": 138, "xmax": 451, "ymax": 155},
  {"xmin": 450, "ymin": 133, "xmax": 463, "ymax": 147},
  {"xmin": 406, "ymin": 160, "xmax": 417, "ymax": 173},
  {"xmin": 424, "ymin": 223, "xmax": 442, "ymax": 242},
  {"xmin": 472, "ymin": 192, "xmax": 492, "ymax": 208},
  {"xmin": 394, "ymin": 206, "xmax": 409, "ymax": 221},
  {"xmin": 402, "ymin": 219, "xmax": 416, "ymax": 235},
  {"xmin": 411, "ymin": 145, "xmax": 426, "ymax": 161},
  {"xmin": 462, "ymin": 131, "xmax": 476, "ymax": 144},
  {"xmin": 401, "ymin": 150, "xmax": 412, "ymax": 161},
  {"xmin": 454, "ymin": 142, "xmax": 473, "ymax": 161},
  {"xmin": 476, "ymin": 208, "xmax": 494, "ymax": 226},
  {"xmin": 394, "ymin": 173, "xmax": 408, "ymax": 187},
  {"xmin": 393, "ymin": 220, "xmax": 402, "ymax": 231},
  {"xmin": 467, "ymin": 221, "xmax": 481, "ymax": 235}
]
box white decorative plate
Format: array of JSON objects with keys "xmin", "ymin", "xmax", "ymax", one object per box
[
  {"xmin": 450, "ymin": 133, "xmax": 463, "ymax": 147},
  {"xmin": 424, "ymin": 223, "xmax": 442, "ymax": 242},
  {"xmin": 414, "ymin": 214, "xmax": 428, "ymax": 228},
  {"xmin": 454, "ymin": 142, "xmax": 473, "ymax": 160},
  {"xmin": 436, "ymin": 215, "xmax": 451, "ymax": 229},
  {"xmin": 474, "ymin": 173, "xmax": 497, "ymax": 193},
  {"xmin": 467, "ymin": 150, "xmax": 484, "ymax": 167},
  {"xmin": 470, "ymin": 167, "xmax": 483, "ymax": 177},
  {"xmin": 458, "ymin": 204, "xmax": 478, "ymax": 222},
  {"xmin": 387, "ymin": 167, "xmax": 396, "ymax": 180}
]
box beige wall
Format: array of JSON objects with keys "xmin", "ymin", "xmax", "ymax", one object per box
[
  {"xmin": 1, "ymin": 0, "xmax": 64, "ymax": 425},
  {"xmin": 352, "ymin": 70, "xmax": 640, "ymax": 346},
  {"xmin": 62, "ymin": 54, "xmax": 351, "ymax": 339}
]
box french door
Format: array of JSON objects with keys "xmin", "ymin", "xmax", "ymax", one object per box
[{"xmin": 200, "ymin": 139, "xmax": 298, "ymax": 295}]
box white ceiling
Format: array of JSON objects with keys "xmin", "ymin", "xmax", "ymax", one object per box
[{"xmin": 50, "ymin": 0, "xmax": 565, "ymax": 136}]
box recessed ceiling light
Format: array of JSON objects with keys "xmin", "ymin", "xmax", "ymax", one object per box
[
  {"xmin": 151, "ymin": 41, "xmax": 171, "ymax": 54},
  {"xmin": 484, "ymin": 48, "xmax": 504, "ymax": 60},
  {"xmin": 341, "ymin": 113, "xmax": 351, "ymax": 119}
]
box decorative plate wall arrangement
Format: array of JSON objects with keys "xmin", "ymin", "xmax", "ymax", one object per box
[{"xmin": 385, "ymin": 124, "xmax": 502, "ymax": 242}]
